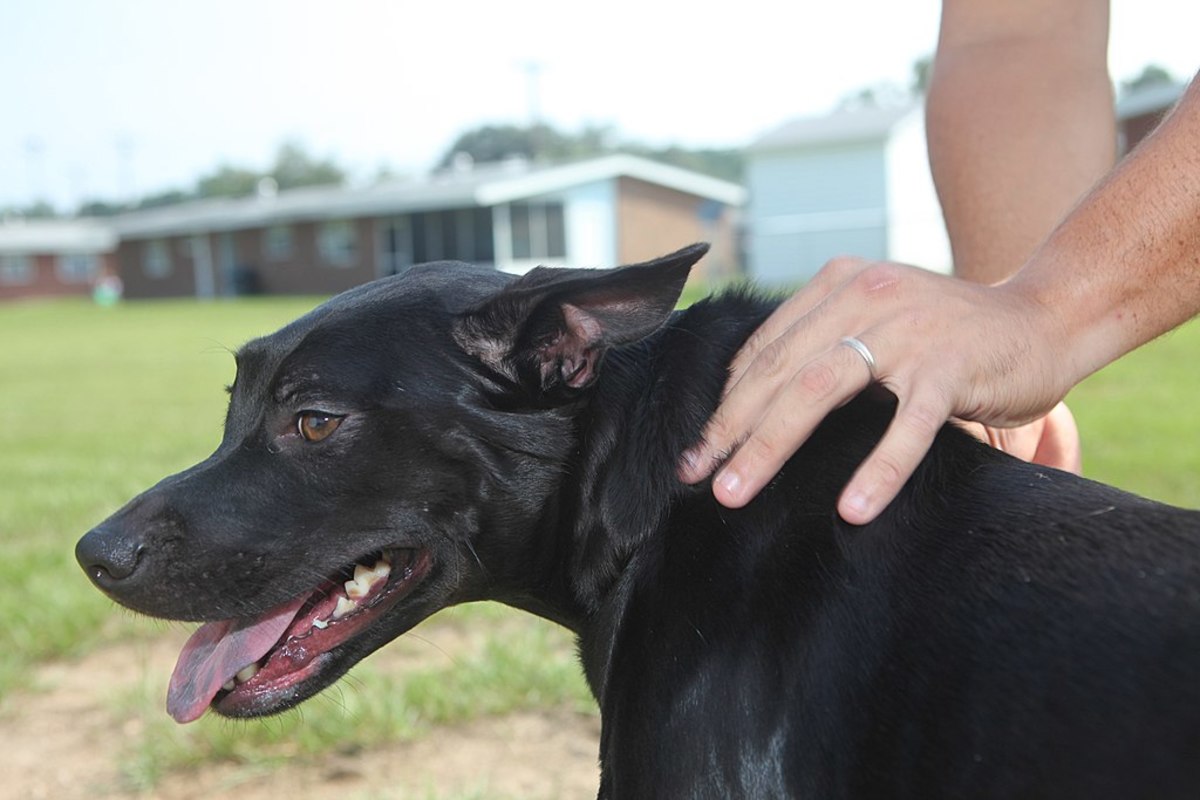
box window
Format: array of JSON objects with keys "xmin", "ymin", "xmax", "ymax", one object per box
[
  {"xmin": 0, "ymin": 254, "xmax": 34, "ymax": 285},
  {"xmin": 318, "ymin": 220, "xmax": 357, "ymax": 267},
  {"xmin": 510, "ymin": 202, "xmax": 566, "ymax": 260},
  {"xmin": 57, "ymin": 253, "xmax": 99, "ymax": 284},
  {"xmin": 264, "ymin": 225, "xmax": 293, "ymax": 261},
  {"xmin": 544, "ymin": 203, "xmax": 565, "ymax": 258},
  {"xmin": 473, "ymin": 207, "xmax": 495, "ymax": 262},
  {"xmin": 511, "ymin": 205, "xmax": 531, "ymax": 259},
  {"xmin": 405, "ymin": 209, "xmax": 494, "ymax": 265},
  {"xmin": 379, "ymin": 217, "xmax": 412, "ymax": 277},
  {"xmin": 423, "ymin": 213, "xmax": 444, "ymax": 261},
  {"xmin": 143, "ymin": 240, "xmax": 172, "ymax": 279}
]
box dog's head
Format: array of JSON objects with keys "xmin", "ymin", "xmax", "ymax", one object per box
[{"xmin": 75, "ymin": 244, "xmax": 705, "ymax": 722}]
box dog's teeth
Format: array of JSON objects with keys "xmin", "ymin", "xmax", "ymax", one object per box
[
  {"xmin": 333, "ymin": 596, "xmax": 358, "ymax": 619},
  {"xmin": 345, "ymin": 560, "xmax": 391, "ymax": 600},
  {"xmin": 313, "ymin": 617, "xmax": 329, "ymax": 629},
  {"xmin": 235, "ymin": 663, "xmax": 259, "ymax": 683},
  {"xmin": 222, "ymin": 679, "xmax": 236, "ymax": 692}
]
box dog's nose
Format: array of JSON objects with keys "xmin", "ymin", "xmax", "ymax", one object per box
[{"xmin": 76, "ymin": 524, "xmax": 145, "ymax": 586}]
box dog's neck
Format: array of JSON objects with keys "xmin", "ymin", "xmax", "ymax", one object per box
[
  {"xmin": 546, "ymin": 291, "xmax": 775, "ymax": 619},
  {"xmin": 520, "ymin": 290, "xmax": 923, "ymax": 629},
  {"xmin": 494, "ymin": 286, "xmax": 986, "ymax": 703}
]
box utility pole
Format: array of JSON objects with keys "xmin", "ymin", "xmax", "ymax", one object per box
[
  {"xmin": 521, "ymin": 61, "xmax": 544, "ymax": 161},
  {"xmin": 521, "ymin": 60, "xmax": 543, "ymax": 126},
  {"xmin": 24, "ymin": 137, "xmax": 46, "ymax": 208}
]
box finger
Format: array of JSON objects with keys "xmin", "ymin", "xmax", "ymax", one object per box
[
  {"xmin": 953, "ymin": 419, "xmax": 991, "ymax": 445},
  {"xmin": 680, "ymin": 283, "xmax": 864, "ymax": 484},
  {"xmin": 680, "ymin": 326, "xmax": 815, "ymax": 484},
  {"xmin": 724, "ymin": 256, "xmax": 869, "ymax": 390},
  {"xmin": 678, "ymin": 370, "xmax": 774, "ymax": 484},
  {"xmin": 1032, "ymin": 401, "xmax": 1082, "ymax": 474},
  {"xmin": 710, "ymin": 344, "xmax": 875, "ymax": 507},
  {"xmin": 838, "ymin": 385, "xmax": 952, "ymax": 524},
  {"xmin": 678, "ymin": 406, "xmax": 740, "ymax": 484},
  {"xmin": 680, "ymin": 259, "xmax": 886, "ymax": 485}
]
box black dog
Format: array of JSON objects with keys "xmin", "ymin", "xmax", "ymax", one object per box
[{"xmin": 77, "ymin": 244, "xmax": 1200, "ymax": 798}]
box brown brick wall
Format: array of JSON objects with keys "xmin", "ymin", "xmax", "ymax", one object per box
[
  {"xmin": 614, "ymin": 177, "xmax": 741, "ymax": 284},
  {"xmin": 250, "ymin": 219, "xmax": 378, "ymax": 296},
  {"xmin": 118, "ymin": 237, "xmax": 197, "ymax": 299},
  {"xmin": 119, "ymin": 218, "xmax": 380, "ymax": 299},
  {"xmin": 0, "ymin": 251, "xmax": 117, "ymax": 301}
]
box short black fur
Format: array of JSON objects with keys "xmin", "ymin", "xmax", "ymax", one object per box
[{"xmin": 78, "ymin": 244, "xmax": 1200, "ymax": 798}]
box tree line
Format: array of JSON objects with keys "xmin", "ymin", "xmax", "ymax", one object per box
[{"xmin": 4, "ymin": 63, "xmax": 1178, "ymax": 220}]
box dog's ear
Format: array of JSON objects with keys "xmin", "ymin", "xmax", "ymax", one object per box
[{"xmin": 454, "ymin": 243, "xmax": 708, "ymax": 398}]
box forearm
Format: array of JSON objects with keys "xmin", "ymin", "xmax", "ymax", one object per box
[
  {"xmin": 928, "ymin": 0, "xmax": 1115, "ymax": 284},
  {"xmin": 1006, "ymin": 74, "xmax": 1200, "ymax": 385}
]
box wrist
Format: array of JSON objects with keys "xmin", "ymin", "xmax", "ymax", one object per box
[{"xmin": 992, "ymin": 262, "xmax": 1096, "ymax": 403}]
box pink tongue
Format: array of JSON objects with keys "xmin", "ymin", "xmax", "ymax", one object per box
[{"xmin": 167, "ymin": 594, "xmax": 309, "ymax": 723}]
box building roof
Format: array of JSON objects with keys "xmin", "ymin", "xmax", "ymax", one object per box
[
  {"xmin": 110, "ymin": 154, "xmax": 746, "ymax": 239},
  {"xmin": 0, "ymin": 218, "xmax": 118, "ymax": 254},
  {"xmin": 749, "ymin": 104, "xmax": 917, "ymax": 152}
]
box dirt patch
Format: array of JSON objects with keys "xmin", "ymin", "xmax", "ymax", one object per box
[
  {"xmin": 0, "ymin": 621, "xmax": 601, "ymax": 799},
  {"xmin": 146, "ymin": 711, "xmax": 600, "ymax": 800}
]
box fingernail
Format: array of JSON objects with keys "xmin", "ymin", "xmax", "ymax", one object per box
[
  {"xmin": 840, "ymin": 490, "xmax": 870, "ymax": 522},
  {"xmin": 716, "ymin": 468, "xmax": 742, "ymax": 500}
]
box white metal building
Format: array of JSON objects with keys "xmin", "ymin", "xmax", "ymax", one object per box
[{"xmin": 745, "ymin": 104, "xmax": 951, "ymax": 285}]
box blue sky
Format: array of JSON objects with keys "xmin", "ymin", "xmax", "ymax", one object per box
[{"xmin": 4, "ymin": 0, "xmax": 1198, "ymax": 211}]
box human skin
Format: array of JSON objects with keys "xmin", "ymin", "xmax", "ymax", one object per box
[
  {"xmin": 679, "ymin": 13, "xmax": 1200, "ymax": 523},
  {"xmin": 928, "ymin": 0, "xmax": 1116, "ymax": 470}
]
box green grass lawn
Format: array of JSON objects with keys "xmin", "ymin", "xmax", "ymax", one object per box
[
  {"xmin": 1, "ymin": 292, "xmax": 1197, "ymax": 782},
  {"xmin": 1069, "ymin": 321, "xmax": 1200, "ymax": 507}
]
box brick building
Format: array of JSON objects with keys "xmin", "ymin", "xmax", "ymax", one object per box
[
  {"xmin": 0, "ymin": 219, "xmax": 118, "ymax": 301},
  {"xmin": 110, "ymin": 155, "xmax": 744, "ymax": 299}
]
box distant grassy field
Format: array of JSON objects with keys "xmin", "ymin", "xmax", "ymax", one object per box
[{"xmin": 1, "ymin": 292, "xmax": 1198, "ymax": 781}]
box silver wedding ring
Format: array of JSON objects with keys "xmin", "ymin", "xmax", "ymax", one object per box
[{"xmin": 839, "ymin": 336, "xmax": 877, "ymax": 380}]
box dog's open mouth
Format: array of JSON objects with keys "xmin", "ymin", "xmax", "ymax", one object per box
[{"xmin": 166, "ymin": 547, "xmax": 432, "ymax": 723}]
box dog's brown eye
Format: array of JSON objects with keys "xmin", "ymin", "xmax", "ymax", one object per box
[{"xmin": 297, "ymin": 412, "xmax": 341, "ymax": 442}]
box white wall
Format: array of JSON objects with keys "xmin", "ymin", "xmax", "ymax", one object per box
[
  {"xmin": 494, "ymin": 180, "xmax": 616, "ymax": 275},
  {"xmin": 883, "ymin": 109, "xmax": 951, "ymax": 273},
  {"xmin": 563, "ymin": 180, "xmax": 616, "ymax": 268}
]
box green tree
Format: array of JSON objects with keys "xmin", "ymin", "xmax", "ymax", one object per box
[
  {"xmin": 77, "ymin": 199, "xmax": 127, "ymax": 217},
  {"xmin": 1, "ymin": 201, "xmax": 59, "ymax": 218},
  {"xmin": 911, "ymin": 55, "xmax": 933, "ymax": 95},
  {"xmin": 438, "ymin": 123, "xmax": 572, "ymax": 168},
  {"xmin": 270, "ymin": 140, "xmax": 345, "ymax": 190},
  {"xmin": 625, "ymin": 145, "xmax": 743, "ymax": 183},
  {"xmin": 436, "ymin": 122, "xmax": 741, "ymax": 181},
  {"xmin": 192, "ymin": 141, "xmax": 345, "ymax": 201},
  {"xmin": 1121, "ymin": 64, "xmax": 1176, "ymax": 94},
  {"xmin": 195, "ymin": 165, "xmax": 261, "ymax": 199},
  {"xmin": 15, "ymin": 200, "xmax": 59, "ymax": 219}
]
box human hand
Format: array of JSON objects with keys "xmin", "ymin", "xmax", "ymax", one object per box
[
  {"xmin": 677, "ymin": 256, "xmax": 1078, "ymax": 524},
  {"xmin": 959, "ymin": 401, "xmax": 1083, "ymax": 475}
]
